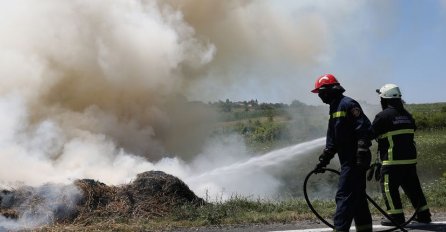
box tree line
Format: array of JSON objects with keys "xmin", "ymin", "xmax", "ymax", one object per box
[
  {"xmin": 407, "ymin": 104, "xmax": 446, "ymax": 130},
  {"xmin": 210, "ymin": 100, "xmax": 446, "ymax": 150}
]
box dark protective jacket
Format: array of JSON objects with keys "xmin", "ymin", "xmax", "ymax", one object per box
[
  {"xmin": 325, "ymin": 95, "xmax": 373, "ymax": 231},
  {"xmin": 326, "ymin": 95, "xmax": 372, "ymax": 166},
  {"xmin": 371, "ymin": 106, "xmax": 417, "ymax": 166},
  {"xmin": 371, "ymin": 106, "xmax": 430, "ymax": 219}
]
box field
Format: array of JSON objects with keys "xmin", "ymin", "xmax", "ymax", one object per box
[{"xmin": 34, "ymin": 102, "xmax": 446, "ymax": 231}]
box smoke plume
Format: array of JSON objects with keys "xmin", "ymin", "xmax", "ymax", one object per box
[
  {"xmin": 0, "ymin": 0, "xmax": 346, "ymax": 189},
  {"xmin": 1, "ymin": 1, "xmax": 396, "ymax": 221},
  {"xmin": 0, "ymin": 0, "xmax": 216, "ymax": 186},
  {"xmin": 0, "ymin": 1, "xmax": 367, "ymax": 229}
]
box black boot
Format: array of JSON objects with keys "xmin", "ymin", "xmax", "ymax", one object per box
[
  {"xmin": 414, "ymin": 209, "xmax": 431, "ymax": 223},
  {"xmin": 381, "ymin": 214, "xmax": 405, "ymax": 226}
]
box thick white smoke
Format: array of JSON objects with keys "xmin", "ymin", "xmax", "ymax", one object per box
[
  {"xmin": 0, "ymin": 0, "xmax": 381, "ymax": 211},
  {"xmin": 0, "ymin": 0, "xmax": 340, "ymax": 194},
  {"xmin": 0, "ymin": 0, "xmax": 213, "ymax": 185},
  {"xmin": 1, "ymin": 1, "xmax": 375, "ymax": 230},
  {"xmin": 0, "ymin": 184, "xmax": 81, "ymax": 231}
]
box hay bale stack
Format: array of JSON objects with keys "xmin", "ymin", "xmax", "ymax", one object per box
[
  {"xmin": 0, "ymin": 171, "xmax": 204, "ymax": 224},
  {"xmin": 75, "ymin": 171, "xmax": 204, "ymax": 220},
  {"xmin": 0, "ymin": 188, "xmax": 33, "ymax": 219},
  {"xmin": 130, "ymin": 171, "xmax": 203, "ymax": 205},
  {"xmin": 0, "ymin": 189, "xmax": 20, "ymax": 219},
  {"xmin": 127, "ymin": 171, "xmax": 205, "ymax": 217},
  {"xmin": 73, "ymin": 178, "xmax": 125, "ymax": 221},
  {"xmin": 0, "ymin": 184, "xmax": 81, "ymax": 223}
]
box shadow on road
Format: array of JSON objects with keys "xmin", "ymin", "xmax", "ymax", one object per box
[{"xmin": 404, "ymin": 222, "xmax": 446, "ymax": 232}]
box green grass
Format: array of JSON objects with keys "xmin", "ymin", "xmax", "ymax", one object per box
[
  {"xmin": 406, "ymin": 102, "xmax": 446, "ymax": 113},
  {"xmin": 416, "ymin": 129, "xmax": 446, "ymax": 181}
]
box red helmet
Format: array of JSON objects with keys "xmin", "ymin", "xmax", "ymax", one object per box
[{"xmin": 311, "ymin": 74, "xmax": 340, "ymax": 93}]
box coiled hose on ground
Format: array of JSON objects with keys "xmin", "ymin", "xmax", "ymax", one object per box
[{"xmin": 303, "ymin": 168, "xmax": 418, "ymax": 232}]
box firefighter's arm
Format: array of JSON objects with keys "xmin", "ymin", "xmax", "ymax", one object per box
[
  {"xmin": 315, "ymin": 148, "xmax": 335, "ymax": 172},
  {"xmin": 371, "ymin": 113, "xmax": 385, "ymax": 139},
  {"xmin": 325, "ymin": 114, "xmax": 337, "ymax": 154},
  {"xmin": 348, "ymin": 103, "xmax": 371, "ymax": 141},
  {"xmin": 315, "ymin": 124, "xmax": 336, "ymax": 172},
  {"xmin": 356, "ymin": 140, "xmax": 371, "ymax": 169},
  {"xmin": 349, "ymin": 102, "xmax": 372, "ymax": 169}
]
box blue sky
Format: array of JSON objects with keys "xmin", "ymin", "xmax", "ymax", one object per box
[
  {"xmin": 340, "ymin": 0, "xmax": 446, "ymax": 104},
  {"xmin": 284, "ymin": 0, "xmax": 446, "ymax": 104},
  {"xmin": 187, "ymin": 1, "xmax": 446, "ymax": 105},
  {"xmin": 371, "ymin": 1, "xmax": 446, "ymax": 103}
]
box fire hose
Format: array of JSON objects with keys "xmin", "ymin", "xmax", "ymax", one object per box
[{"xmin": 303, "ymin": 167, "xmax": 419, "ymax": 232}]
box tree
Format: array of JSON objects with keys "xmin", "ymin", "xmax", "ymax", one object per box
[
  {"xmin": 222, "ymin": 99, "xmax": 232, "ymax": 112},
  {"xmin": 290, "ymin": 100, "xmax": 305, "ymax": 108}
]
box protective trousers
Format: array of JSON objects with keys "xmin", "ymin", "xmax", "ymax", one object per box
[
  {"xmin": 334, "ymin": 165, "xmax": 372, "ymax": 232},
  {"xmin": 380, "ymin": 165, "xmax": 430, "ymax": 218}
]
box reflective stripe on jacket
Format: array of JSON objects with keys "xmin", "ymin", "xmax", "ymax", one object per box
[{"xmin": 372, "ymin": 106, "xmax": 417, "ymax": 166}]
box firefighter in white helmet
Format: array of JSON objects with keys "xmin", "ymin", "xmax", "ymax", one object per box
[{"xmin": 372, "ymin": 84, "xmax": 431, "ymax": 226}]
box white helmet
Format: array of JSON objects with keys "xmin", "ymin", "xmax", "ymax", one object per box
[{"xmin": 376, "ymin": 84, "xmax": 402, "ymax": 99}]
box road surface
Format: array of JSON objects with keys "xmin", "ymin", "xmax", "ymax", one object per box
[{"xmin": 174, "ymin": 217, "xmax": 446, "ymax": 232}]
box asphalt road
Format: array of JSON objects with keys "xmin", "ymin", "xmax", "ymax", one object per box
[
  {"xmin": 269, "ymin": 221, "xmax": 446, "ymax": 232},
  {"xmin": 173, "ymin": 217, "xmax": 446, "ymax": 232}
]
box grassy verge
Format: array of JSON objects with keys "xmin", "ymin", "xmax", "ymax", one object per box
[{"xmin": 415, "ymin": 129, "xmax": 446, "ymax": 181}]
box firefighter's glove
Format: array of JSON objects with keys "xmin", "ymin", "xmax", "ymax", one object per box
[
  {"xmin": 314, "ymin": 149, "xmax": 335, "ymax": 173},
  {"xmin": 374, "ymin": 162, "xmax": 382, "ymax": 181},
  {"xmin": 356, "ymin": 140, "xmax": 371, "ymax": 170},
  {"xmin": 367, "ymin": 160, "xmax": 382, "ymax": 181}
]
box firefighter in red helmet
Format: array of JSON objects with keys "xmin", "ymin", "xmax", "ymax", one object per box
[{"xmin": 312, "ymin": 74, "xmax": 373, "ymax": 232}]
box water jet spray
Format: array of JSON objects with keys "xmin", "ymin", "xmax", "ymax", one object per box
[{"xmin": 187, "ymin": 137, "xmax": 325, "ymax": 182}]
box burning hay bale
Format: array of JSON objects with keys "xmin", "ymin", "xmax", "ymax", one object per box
[
  {"xmin": 0, "ymin": 183, "xmax": 82, "ymax": 227},
  {"xmin": 75, "ymin": 171, "xmax": 204, "ymax": 221},
  {"xmin": 130, "ymin": 171, "xmax": 205, "ymax": 207},
  {"xmin": 72, "ymin": 178, "xmax": 122, "ymax": 220},
  {"xmin": 127, "ymin": 171, "xmax": 205, "ymax": 217},
  {"xmin": 0, "ymin": 171, "xmax": 204, "ymax": 226},
  {"xmin": 0, "ymin": 190, "xmax": 20, "ymax": 220}
]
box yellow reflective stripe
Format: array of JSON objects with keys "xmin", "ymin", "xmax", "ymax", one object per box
[
  {"xmin": 387, "ymin": 135, "xmax": 394, "ymax": 161},
  {"xmin": 332, "ymin": 111, "xmax": 346, "ymax": 118},
  {"xmin": 387, "ymin": 209, "xmax": 404, "ymax": 214},
  {"xmin": 384, "ymin": 174, "xmax": 398, "ymax": 213},
  {"xmin": 378, "ymin": 129, "xmax": 415, "ymax": 139},
  {"xmin": 356, "ymin": 223, "xmax": 373, "ymax": 232},
  {"xmin": 419, "ymin": 205, "xmax": 429, "ymax": 212},
  {"xmin": 379, "ymin": 129, "xmax": 415, "ymax": 163},
  {"xmin": 382, "ymin": 159, "xmax": 417, "ymax": 165}
]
